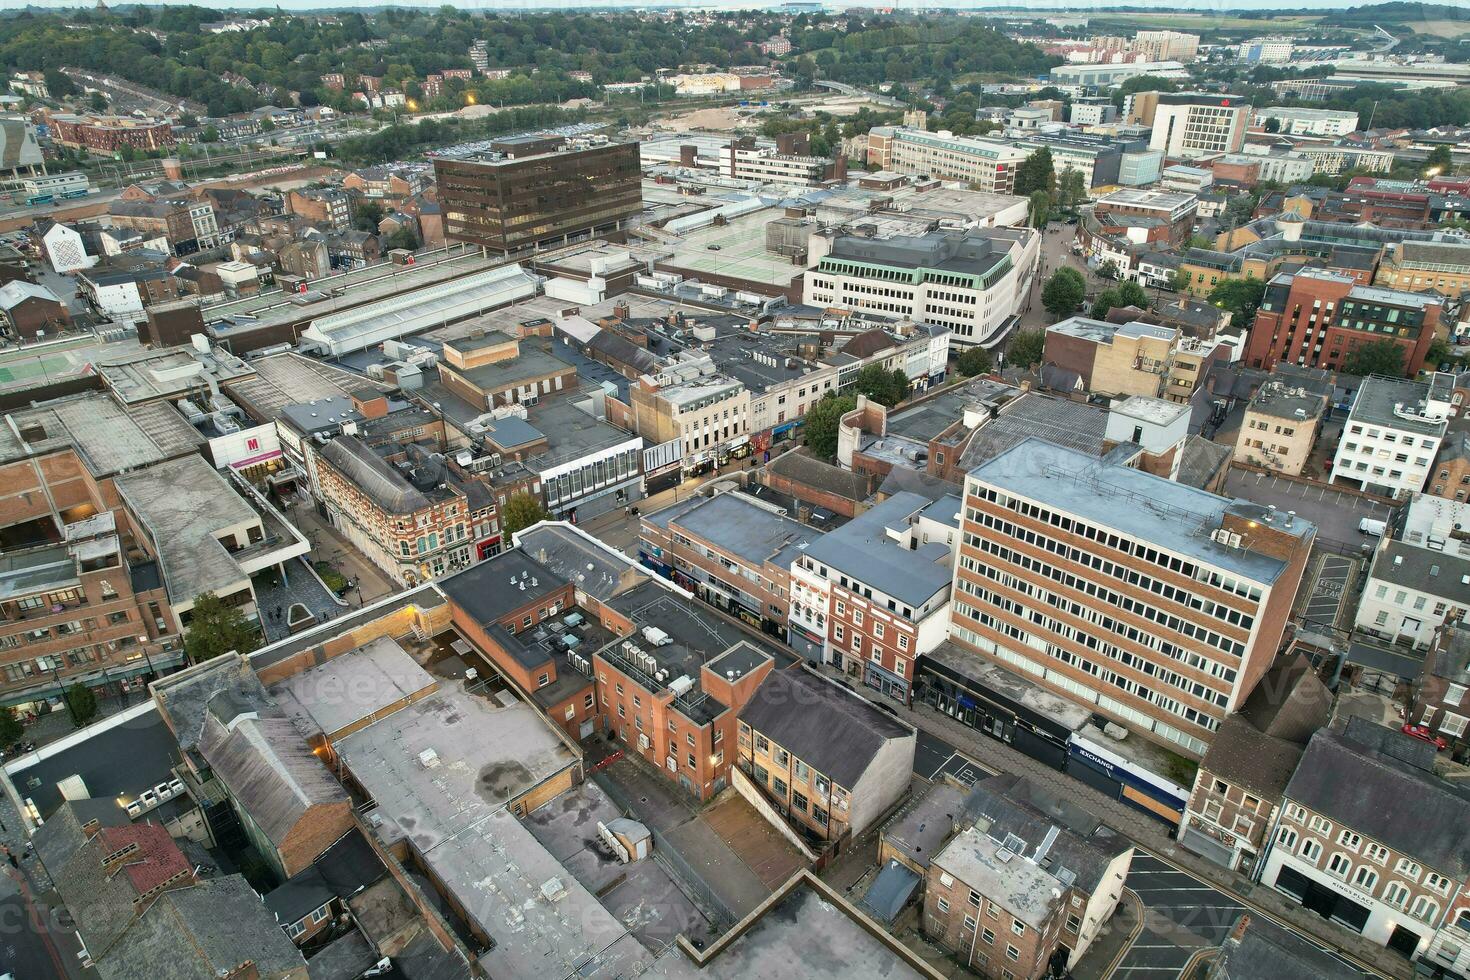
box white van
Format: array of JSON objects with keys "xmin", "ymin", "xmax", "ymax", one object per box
[{"xmin": 1359, "ymin": 518, "xmax": 1387, "ymax": 537}]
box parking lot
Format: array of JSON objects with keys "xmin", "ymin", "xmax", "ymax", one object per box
[
  {"xmin": 1300, "ymin": 553, "xmax": 1362, "ymax": 632},
  {"xmin": 1223, "ymin": 469, "xmax": 1393, "ymax": 550},
  {"xmin": 1117, "ymin": 854, "xmax": 1373, "ymax": 978}
]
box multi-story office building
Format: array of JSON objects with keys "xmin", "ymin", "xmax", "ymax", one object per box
[
  {"xmin": 1331, "ymin": 374, "xmax": 1451, "ymax": 497},
  {"xmin": 864, "ymin": 127, "xmax": 1029, "ymax": 194},
  {"xmin": 629, "ymin": 357, "xmax": 750, "ymax": 474},
  {"xmin": 1261, "ymin": 717, "xmax": 1470, "ymax": 964},
  {"xmin": 1237, "ymin": 37, "xmax": 1295, "ymax": 63},
  {"xmin": 1010, "ymin": 132, "xmax": 1162, "ymax": 189},
  {"xmin": 1252, "ymin": 107, "xmax": 1360, "ymax": 137},
  {"xmin": 1245, "ymin": 269, "xmax": 1443, "ymax": 377},
  {"xmin": 952, "ymin": 438, "xmax": 1315, "ymax": 756},
  {"xmin": 792, "ymin": 492, "xmax": 959, "ymax": 703},
  {"xmin": 1148, "ymin": 93, "xmax": 1252, "ymax": 159},
  {"xmin": 804, "ymin": 227, "xmax": 1038, "ymax": 349},
  {"xmin": 737, "ymin": 667, "xmax": 915, "ymax": 842},
  {"xmin": 1233, "ymin": 381, "xmax": 1328, "ymax": 477},
  {"xmin": 434, "ymin": 136, "xmax": 641, "ymax": 254}
]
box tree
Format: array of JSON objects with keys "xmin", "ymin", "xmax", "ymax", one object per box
[
  {"xmin": 1427, "ymin": 337, "xmax": 1456, "ymax": 369},
  {"xmin": 88, "ymin": 92, "xmax": 108, "ymax": 112},
  {"xmin": 178, "ymin": 111, "xmax": 199, "ymax": 129},
  {"xmin": 355, "ymin": 200, "xmax": 385, "ymax": 232},
  {"xmin": 0, "ymin": 707, "xmax": 22, "ymax": 749},
  {"xmin": 853, "ymin": 362, "xmax": 906, "ymax": 407},
  {"xmin": 1007, "ymin": 330, "xmax": 1046, "ymax": 370},
  {"xmin": 201, "ymin": 125, "xmax": 220, "ymax": 143},
  {"xmin": 43, "ymin": 69, "xmax": 76, "ymax": 99},
  {"xmin": 803, "ymin": 393, "xmax": 856, "ymax": 460},
  {"xmin": 1117, "ymin": 280, "xmax": 1150, "ymax": 310},
  {"xmin": 1028, "ymin": 190, "xmax": 1051, "ymax": 230},
  {"xmin": 385, "ymin": 226, "xmax": 419, "ymax": 251},
  {"xmin": 1165, "ymin": 270, "xmax": 1186, "ymax": 293},
  {"xmin": 1207, "ymin": 276, "xmax": 1267, "ymax": 325},
  {"xmin": 1091, "ymin": 288, "xmax": 1122, "ymax": 320},
  {"xmin": 260, "ymin": 117, "xmax": 275, "ymax": 132},
  {"xmin": 1343, "ymin": 339, "xmax": 1407, "ymax": 378},
  {"xmin": 1055, "ymin": 166, "xmax": 1086, "ymax": 214},
  {"xmin": 65, "ymin": 684, "xmax": 97, "ymax": 728},
  {"xmin": 1041, "ymin": 267, "xmax": 1086, "ymax": 319},
  {"xmin": 1096, "ymin": 259, "xmax": 1119, "ymax": 281},
  {"xmin": 1014, "ymin": 147, "xmax": 1054, "ymax": 197},
  {"xmin": 1263, "ymin": 116, "xmax": 1281, "ymax": 133},
  {"xmin": 1427, "ymin": 144, "xmax": 1453, "ymax": 174},
  {"xmin": 183, "ymin": 592, "xmax": 260, "ymax": 665},
  {"xmin": 503, "ymin": 493, "xmax": 551, "ymax": 536},
  {"xmin": 956, "ymin": 347, "xmax": 993, "ymax": 377}
]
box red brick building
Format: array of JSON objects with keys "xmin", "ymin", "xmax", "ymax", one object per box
[
  {"xmin": 47, "ymin": 113, "xmax": 175, "ymax": 152},
  {"xmin": 1245, "ymin": 268, "xmax": 1441, "ymax": 376}
]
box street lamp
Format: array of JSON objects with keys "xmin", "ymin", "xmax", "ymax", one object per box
[{"xmin": 50, "ymin": 663, "xmax": 78, "ymax": 726}]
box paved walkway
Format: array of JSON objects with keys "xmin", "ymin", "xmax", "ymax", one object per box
[
  {"xmin": 281, "ymin": 499, "xmax": 398, "ymax": 606},
  {"xmin": 890, "ymin": 693, "xmax": 1410, "ymax": 979},
  {"xmin": 253, "ymin": 556, "xmax": 349, "ymax": 644}
]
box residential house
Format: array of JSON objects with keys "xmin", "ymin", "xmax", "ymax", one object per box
[{"xmin": 1409, "ymin": 621, "xmax": 1470, "ymax": 761}]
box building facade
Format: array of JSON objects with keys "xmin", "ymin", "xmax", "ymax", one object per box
[
  {"xmin": 864, "ymin": 127, "xmax": 1029, "ymax": 194},
  {"xmin": 1148, "ymin": 93, "xmax": 1251, "ymax": 159}
]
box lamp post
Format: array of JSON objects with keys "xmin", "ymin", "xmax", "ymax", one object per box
[{"xmin": 50, "ymin": 663, "xmax": 78, "ymax": 727}]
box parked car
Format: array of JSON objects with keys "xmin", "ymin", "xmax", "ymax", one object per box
[{"xmin": 1401, "ymin": 723, "xmax": 1449, "ymax": 751}]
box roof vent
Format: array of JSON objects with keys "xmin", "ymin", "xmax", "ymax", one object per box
[
  {"xmin": 418, "ymin": 748, "xmax": 440, "ymax": 769},
  {"xmin": 540, "ymin": 876, "xmax": 568, "ymax": 902}
]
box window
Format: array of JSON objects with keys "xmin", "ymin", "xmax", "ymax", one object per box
[
  {"xmin": 1299, "ymin": 839, "xmax": 1322, "ymax": 862},
  {"xmin": 1277, "ymin": 827, "xmax": 1298, "ymax": 849},
  {"xmin": 1067, "ymin": 913, "xmax": 1081, "ymax": 933},
  {"xmin": 981, "ymin": 927, "xmax": 995, "ymax": 945},
  {"xmin": 538, "ymin": 672, "xmax": 550, "ymax": 687},
  {"xmin": 1448, "ymin": 684, "xmax": 1469, "ymax": 706},
  {"xmin": 968, "ymin": 889, "xmax": 982, "ymax": 908},
  {"xmin": 311, "ymin": 905, "xmax": 330, "ymax": 924},
  {"xmin": 1006, "ymin": 945, "xmax": 1020, "ymax": 962},
  {"xmin": 583, "ymin": 693, "xmax": 594, "ymax": 710},
  {"xmin": 1411, "ymin": 896, "xmax": 1440, "ymax": 924},
  {"xmin": 288, "ymin": 921, "xmax": 306, "ymax": 939},
  {"xmin": 1326, "ymin": 854, "xmax": 1351, "ymax": 879},
  {"xmin": 1383, "ymin": 882, "xmax": 1410, "ymax": 910},
  {"xmin": 963, "ymin": 915, "xmax": 977, "ymax": 932},
  {"xmin": 1396, "ymin": 858, "xmax": 1422, "ymax": 881},
  {"xmin": 1364, "ymin": 842, "xmax": 1389, "ymax": 865},
  {"xmin": 1338, "ymin": 830, "xmax": 1362, "ymax": 851},
  {"xmin": 936, "ymin": 897, "xmax": 950, "ymax": 914},
  {"xmin": 1352, "ymin": 867, "xmax": 1378, "ymax": 891},
  {"xmin": 1011, "ymin": 919, "xmax": 1026, "ymax": 936}
]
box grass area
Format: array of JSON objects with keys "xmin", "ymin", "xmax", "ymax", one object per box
[
  {"xmin": 313, "ymin": 560, "xmax": 349, "ymax": 594},
  {"xmin": 1409, "ymin": 20, "xmax": 1470, "ymax": 38}
]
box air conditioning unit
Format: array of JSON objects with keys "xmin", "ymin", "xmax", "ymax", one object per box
[
  {"xmin": 666, "ymin": 756, "xmax": 678, "ymax": 773},
  {"xmin": 637, "ymin": 733, "xmax": 651, "ymax": 750}
]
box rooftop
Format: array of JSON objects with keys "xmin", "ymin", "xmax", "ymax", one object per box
[
  {"xmin": 969, "ymin": 439, "xmax": 1310, "ymax": 584},
  {"xmin": 514, "ymin": 522, "xmax": 645, "ymax": 604},
  {"xmin": 438, "ymin": 549, "xmax": 566, "ymax": 627},
  {"xmin": 337, "ymin": 685, "xmax": 578, "ymax": 852},
  {"xmin": 1347, "ymin": 374, "xmax": 1450, "ymax": 437},
  {"xmin": 0, "ymin": 391, "xmax": 194, "ymax": 477},
  {"xmin": 800, "ymin": 492, "xmax": 955, "ymax": 608},
  {"xmin": 652, "ymin": 490, "xmax": 821, "ymax": 571},
  {"xmin": 924, "ymin": 641, "xmax": 1094, "ymax": 732},
  {"xmin": 932, "ymin": 824, "xmax": 1064, "ymax": 931},
  {"xmin": 1247, "ymin": 380, "xmax": 1327, "ymax": 422},
  {"xmin": 97, "ymin": 344, "xmax": 254, "ymax": 406},
  {"xmin": 269, "ymin": 636, "xmax": 437, "ymax": 739},
  {"xmin": 739, "ymin": 668, "xmax": 914, "ymax": 788},
  {"xmin": 820, "ymin": 228, "xmax": 1015, "ymax": 280}
]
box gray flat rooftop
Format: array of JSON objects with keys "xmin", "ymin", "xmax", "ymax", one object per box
[
  {"xmin": 515, "ymin": 523, "xmax": 642, "ymax": 603},
  {"xmin": 651, "ymin": 491, "xmax": 820, "ymax": 570},
  {"xmin": 933, "ymin": 825, "xmax": 1062, "ymax": 930},
  {"xmin": 0, "ymin": 391, "xmax": 189, "ymax": 476},
  {"xmin": 925, "ymin": 641, "xmax": 1093, "ymax": 732},
  {"xmin": 881, "ymin": 782, "xmax": 970, "ymax": 871},
  {"xmin": 648, "ymin": 880, "xmax": 931, "ymax": 979},
  {"xmin": 114, "ymin": 454, "xmax": 265, "ymax": 605},
  {"xmin": 426, "ymin": 805, "xmax": 652, "ymax": 979},
  {"xmin": 446, "ymin": 344, "xmax": 570, "ymax": 393},
  {"xmin": 1348, "ymin": 375, "xmax": 1449, "ymax": 437},
  {"xmin": 337, "ymin": 686, "xmax": 578, "ymax": 853},
  {"xmin": 269, "ymin": 636, "xmax": 436, "ymax": 739},
  {"xmin": 800, "ymin": 492, "xmax": 953, "ymax": 609},
  {"xmin": 225, "ymin": 352, "xmax": 381, "ymax": 422},
  {"xmin": 98, "ymin": 345, "xmax": 255, "ymax": 405},
  {"xmin": 971, "ymin": 439, "xmax": 1308, "ymax": 585},
  {"xmin": 527, "ymin": 397, "xmax": 641, "ymax": 470}
]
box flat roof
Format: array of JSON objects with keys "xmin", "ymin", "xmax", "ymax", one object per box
[
  {"xmin": 933, "ymin": 826, "xmax": 1062, "ymax": 931},
  {"xmin": 0, "ymin": 392, "xmax": 188, "ymax": 476},
  {"xmin": 970, "ymin": 439, "xmax": 1307, "ymax": 584},
  {"xmin": 652, "ymin": 491, "xmax": 821, "ymax": 570},
  {"xmin": 97, "ymin": 345, "xmax": 255, "ymax": 405},
  {"xmin": 337, "ymin": 686, "xmax": 579, "ymax": 852},
  {"xmin": 114, "ymin": 454, "xmax": 268, "ymax": 605},
  {"xmin": 269, "ymin": 636, "xmax": 436, "ymax": 738},
  {"xmin": 664, "ymin": 208, "xmax": 803, "ymax": 288},
  {"xmin": 438, "ymin": 550, "xmax": 565, "ymax": 628},
  {"xmin": 1347, "ymin": 375, "xmax": 1449, "ymax": 436}
]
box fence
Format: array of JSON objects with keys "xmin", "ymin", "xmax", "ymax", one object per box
[{"xmin": 591, "ymin": 769, "xmax": 740, "ymax": 932}]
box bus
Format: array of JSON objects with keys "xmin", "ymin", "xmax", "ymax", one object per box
[
  {"xmin": 24, "ymin": 193, "xmax": 54, "ymax": 206},
  {"xmin": 59, "ymin": 189, "xmax": 88, "ymax": 200}
]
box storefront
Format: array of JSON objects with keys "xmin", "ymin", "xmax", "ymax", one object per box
[
  {"xmin": 787, "ymin": 622, "xmax": 826, "ymax": 665},
  {"xmin": 862, "ymin": 658, "xmax": 910, "ymax": 705},
  {"xmin": 1067, "ymin": 734, "xmax": 1190, "ymax": 827},
  {"xmin": 916, "ymin": 646, "xmax": 1083, "ymax": 772}
]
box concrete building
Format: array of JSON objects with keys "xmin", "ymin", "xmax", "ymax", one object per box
[
  {"xmin": 1091, "ymin": 188, "xmax": 1198, "ymax": 248},
  {"xmin": 1246, "ymin": 269, "xmax": 1443, "ymax": 377},
  {"xmin": 1179, "ymin": 654, "xmax": 1329, "ymax": 875},
  {"xmin": 435, "ymin": 136, "xmax": 642, "ymax": 254},
  {"xmin": 1045, "ymin": 317, "xmax": 1181, "ymax": 399},
  {"xmin": 1010, "ymin": 132, "xmax": 1161, "ymax": 189},
  {"xmin": 1355, "ymin": 494, "xmax": 1470, "ymax": 649},
  {"xmin": 1330, "ymin": 374, "xmax": 1451, "ymax": 497},
  {"xmin": 1260, "ymin": 717, "xmax": 1470, "ymax": 964},
  {"xmin": 803, "ymin": 227, "xmax": 1037, "ymax": 349},
  {"xmin": 47, "ymin": 112, "xmax": 174, "ymax": 152},
  {"xmin": 0, "ymin": 280, "xmax": 70, "ymax": 339},
  {"xmin": 953, "ymin": 438, "xmax": 1315, "ymax": 756},
  {"xmin": 864, "ymin": 127, "xmax": 1030, "ymax": 194},
  {"xmin": 1049, "ymin": 61, "xmax": 1188, "ymax": 90},
  {"xmin": 1253, "ymin": 107, "xmax": 1360, "ymax": 138},
  {"xmin": 923, "ymin": 774, "xmax": 1133, "ymax": 979},
  {"xmin": 1133, "ymin": 30, "xmax": 1200, "ymax": 63},
  {"xmin": 40, "ymin": 221, "xmax": 92, "ymax": 274},
  {"xmin": 792, "ymin": 491, "xmax": 959, "ymax": 703},
  {"xmin": 738, "ymin": 666, "xmax": 915, "ymax": 842},
  {"xmin": 1149, "ymin": 94, "xmax": 1252, "ymax": 159},
  {"xmin": 1238, "ymin": 38, "xmax": 1294, "ymax": 63},
  {"xmin": 1234, "ymin": 380, "xmax": 1328, "ymax": 476}
]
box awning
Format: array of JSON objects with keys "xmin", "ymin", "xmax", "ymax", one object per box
[{"xmin": 859, "ymin": 859, "xmax": 920, "ymax": 925}]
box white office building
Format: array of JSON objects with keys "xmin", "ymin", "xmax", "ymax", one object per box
[
  {"xmin": 1253, "ymin": 107, "xmax": 1360, "ymax": 138},
  {"xmin": 1331, "ymin": 374, "xmax": 1452, "ymax": 498}
]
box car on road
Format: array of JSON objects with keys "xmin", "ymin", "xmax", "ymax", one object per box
[{"xmin": 1402, "ymin": 723, "xmax": 1448, "ymax": 750}]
